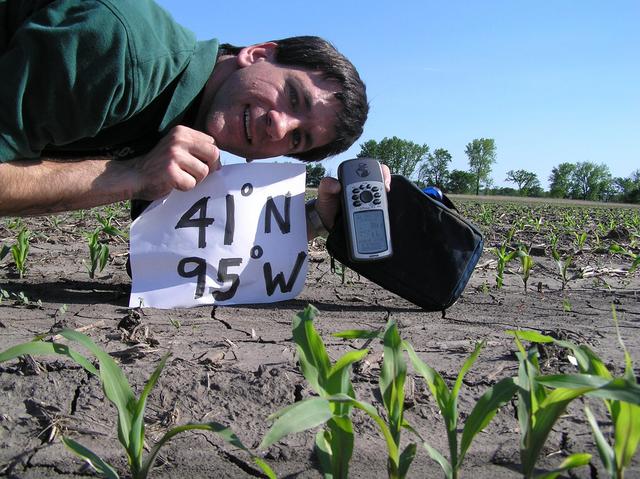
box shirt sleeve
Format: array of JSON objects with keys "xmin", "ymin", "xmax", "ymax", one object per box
[{"xmin": 0, "ymin": 0, "xmax": 196, "ymax": 162}]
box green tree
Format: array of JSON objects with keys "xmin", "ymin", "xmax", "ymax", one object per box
[
  {"xmin": 614, "ymin": 170, "xmax": 640, "ymax": 203},
  {"xmin": 357, "ymin": 137, "xmax": 429, "ymax": 178},
  {"xmin": 505, "ymin": 169, "xmax": 541, "ymax": 196},
  {"xmin": 465, "ymin": 138, "xmax": 496, "ymax": 195},
  {"xmin": 445, "ymin": 169, "xmax": 475, "ymax": 194},
  {"xmin": 306, "ymin": 163, "xmax": 326, "ymax": 187},
  {"xmin": 418, "ymin": 148, "xmax": 452, "ymax": 188},
  {"xmin": 548, "ymin": 162, "xmax": 576, "ymax": 198},
  {"xmin": 569, "ymin": 162, "xmax": 612, "ymax": 201}
]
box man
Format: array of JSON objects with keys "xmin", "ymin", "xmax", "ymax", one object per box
[{"xmin": 0, "ymin": 0, "xmax": 384, "ymax": 238}]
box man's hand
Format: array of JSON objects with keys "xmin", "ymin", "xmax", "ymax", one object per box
[
  {"xmin": 130, "ymin": 126, "xmax": 221, "ymax": 200},
  {"xmin": 314, "ymin": 163, "xmax": 391, "ymax": 231}
]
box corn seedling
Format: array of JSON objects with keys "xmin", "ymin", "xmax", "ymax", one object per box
[
  {"xmin": 508, "ymin": 330, "xmax": 640, "ymax": 478},
  {"xmin": 336, "ymin": 320, "xmax": 417, "ymax": 477},
  {"xmin": 96, "ymin": 212, "xmax": 128, "ymax": 239},
  {"xmin": 478, "ymin": 204, "xmax": 494, "ymax": 225},
  {"xmin": 584, "ymin": 368, "xmax": 639, "ymax": 479},
  {"xmin": 5, "ymin": 217, "xmax": 24, "ymax": 231},
  {"xmin": 262, "ymin": 305, "xmax": 368, "ymax": 478},
  {"xmin": 0, "ymin": 330, "xmax": 275, "ymax": 479},
  {"xmin": 84, "ymin": 228, "xmax": 110, "ymax": 279},
  {"xmin": 551, "ymin": 247, "xmax": 579, "ymax": 290},
  {"xmin": 10, "ymin": 290, "xmax": 42, "ymax": 308},
  {"xmin": 403, "ymin": 341, "xmax": 519, "ymax": 479},
  {"xmin": 0, "ymin": 289, "xmax": 9, "ymax": 304},
  {"xmin": 11, "ymin": 228, "xmax": 31, "ymax": 278},
  {"xmin": 517, "ymin": 308, "xmax": 640, "ymax": 479},
  {"xmin": 55, "ymin": 303, "xmax": 69, "ymax": 319},
  {"xmin": 73, "ymin": 209, "xmax": 87, "ymax": 222},
  {"xmin": 46, "ymin": 215, "xmax": 64, "ymax": 230},
  {"xmin": 339, "ymin": 322, "xmax": 520, "ymax": 479},
  {"xmin": 491, "ymin": 241, "xmax": 517, "ymax": 289},
  {"xmin": 330, "ymin": 257, "xmax": 348, "ymax": 284},
  {"xmin": 574, "ymin": 231, "xmax": 588, "ymax": 252},
  {"xmin": 336, "ymin": 320, "xmax": 418, "ymax": 478},
  {"xmin": 533, "ymin": 216, "xmax": 544, "ymax": 233},
  {"xmin": 379, "ymin": 321, "xmax": 415, "ymax": 478},
  {"xmin": 1, "ymin": 244, "xmax": 9, "ymax": 262},
  {"xmin": 517, "ymin": 248, "xmax": 534, "ymax": 293},
  {"xmin": 609, "ymin": 243, "xmax": 640, "ymax": 274},
  {"xmin": 323, "ymin": 320, "xmax": 422, "ymax": 478}
]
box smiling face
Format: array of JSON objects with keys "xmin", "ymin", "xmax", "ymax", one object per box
[{"xmin": 199, "ymin": 43, "xmax": 342, "ymax": 160}]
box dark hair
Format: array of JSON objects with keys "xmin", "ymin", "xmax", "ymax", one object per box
[{"xmin": 220, "ymin": 36, "xmax": 368, "ymax": 162}]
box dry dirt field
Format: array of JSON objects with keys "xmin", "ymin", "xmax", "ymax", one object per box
[{"xmin": 1, "ymin": 198, "xmax": 639, "ymax": 478}]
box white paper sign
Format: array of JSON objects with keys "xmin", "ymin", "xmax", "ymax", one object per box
[{"xmin": 129, "ymin": 163, "xmax": 308, "ymax": 309}]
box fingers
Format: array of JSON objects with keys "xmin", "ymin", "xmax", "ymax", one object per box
[
  {"xmin": 381, "ymin": 163, "xmax": 391, "ymax": 191},
  {"xmin": 185, "ymin": 133, "xmax": 222, "ymax": 173},
  {"xmin": 315, "ymin": 177, "xmax": 341, "ymax": 230},
  {"xmin": 132, "ymin": 126, "xmax": 223, "ymax": 200},
  {"xmin": 318, "ymin": 176, "xmax": 341, "ymax": 196}
]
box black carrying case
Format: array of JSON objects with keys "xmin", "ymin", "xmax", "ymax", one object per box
[{"xmin": 326, "ymin": 175, "xmax": 483, "ymax": 312}]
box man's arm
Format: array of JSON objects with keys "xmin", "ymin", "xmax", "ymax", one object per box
[{"xmin": 0, "ymin": 126, "xmax": 220, "ymax": 217}]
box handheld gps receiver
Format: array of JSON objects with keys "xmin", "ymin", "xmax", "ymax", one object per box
[{"xmin": 338, "ymin": 158, "xmax": 393, "ymax": 262}]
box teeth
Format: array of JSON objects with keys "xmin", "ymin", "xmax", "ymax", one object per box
[{"xmin": 244, "ymin": 108, "xmax": 252, "ymax": 143}]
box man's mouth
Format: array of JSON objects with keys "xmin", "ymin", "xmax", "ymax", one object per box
[{"xmin": 243, "ymin": 106, "xmax": 252, "ymax": 144}]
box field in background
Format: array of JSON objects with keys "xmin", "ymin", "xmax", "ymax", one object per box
[{"xmin": 1, "ymin": 197, "xmax": 638, "ymax": 478}]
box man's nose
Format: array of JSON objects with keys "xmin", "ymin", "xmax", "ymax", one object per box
[{"xmin": 266, "ymin": 110, "xmax": 299, "ymax": 141}]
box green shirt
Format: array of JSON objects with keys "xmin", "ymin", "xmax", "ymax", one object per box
[{"xmin": 0, "ymin": 0, "xmax": 218, "ymax": 161}]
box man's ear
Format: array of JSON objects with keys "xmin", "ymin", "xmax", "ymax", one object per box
[{"xmin": 237, "ymin": 42, "xmax": 278, "ymax": 67}]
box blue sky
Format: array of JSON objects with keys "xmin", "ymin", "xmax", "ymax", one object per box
[{"xmin": 156, "ymin": 0, "xmax": 639, "ymax": 188}]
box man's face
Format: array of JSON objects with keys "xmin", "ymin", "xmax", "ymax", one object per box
[{"xmin": 202, "ymin": 43, "xmax": 341, "ymax": 160}]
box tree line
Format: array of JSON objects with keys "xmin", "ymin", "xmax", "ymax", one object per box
[{"xmin": 306, "ymin": 136, "xmax": 639, "ymax": 204}]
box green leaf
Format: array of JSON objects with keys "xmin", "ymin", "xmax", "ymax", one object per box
[
  {"xmin": 0, "ymin": 340, "xmax": 98, "ymax": 376},
  {"xmin": 325, "ymin": 417, "xmax": 354, "ymax": 479},
  {"xmin": 533, "ymin": 452, "xmax": 591, "ymax": 479},
  {"xmin": 403, "ymin": 341, "xmax": 452, "ymax": 413},
  {"xmin": 326, "ymin": 349, "xmax": 369, "ymax": 384},
  {"xmin": 128, "ymin": 353, "xmax": 170, "ymax": 473},
  {"xmin": 314, "ymin": 430, "xmax": 334, "ymax": 479},
  {"xmin": 523, "ymin": 387, "xmax": 593, "ymax": 476},
  {"xmin": 584, "ymin": 406, "xmax": 616, "ymax": 477},
  {"xmin": 261, "ymin": 397, "xmax": 333, "ymax": 449},
  {"xmin": 536, "ymin": 375, "xmax": 640, "ymax": 404},
  {"xmin": 380, "ymin": 321, "xmax": 406, "ymax": 446},
  {"xmin": 452, "ymin": 342, "xmax": 484, "ymax": 401},
  {"xmin": 98, "ymin": 244, "xmax": 109, "ymax": 271},
  {"xmin": 142, "ymin": 422, "xmax": 276, "ymax": 479},
  {"xmin": 327, "ymin": 394, "xmax": 400, "ymax": 468},
  {"xmin": 398, "ymin": 443, "xmax": 417, "ymax": 479},
  {"xmin": 292, "ymin": 306, "xmax": 332, "ymax": 394},
  {"xmin": 613, "ymin": 401, "xmax": 640, "ymax": 471},
  {"xmin": 506, "ymin": 330, "xmax": 555, "ymax": 343},
  {"xmin": 459, "ymin": 377, "xmax": 518, "ymax": 467},
  {"xmin": 102, "ymin": 225, "xmax": 127, "ymax": 238},
  {"xmin": 333, "ymin": 329, "xmax": 382, "ymax": 340},
  {"xmin": 554, "ymin": 342, "xmax": 611, "ymax": 378},
  {"xmin": 0, "ymin": 244, "xmax": 9, "ymax": 261},
  {"xmin": 421, "ymin": 441, "xmax": 453, "ymax": 479},
  {"xmin": 59, "ymin": 330, "xmax": 136, "ymax": 451},
  {"xmin": 61, "ymin": 436, "xmax": 119, "ymax": 479}
]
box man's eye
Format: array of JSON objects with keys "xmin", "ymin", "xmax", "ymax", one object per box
[
  {"xmin": 289, "ymin": 86, "xmax": 298, "ymax": 108},
  {"xmin": 292, "ymin": 129, "xmax": 301, "ymax": 148}
]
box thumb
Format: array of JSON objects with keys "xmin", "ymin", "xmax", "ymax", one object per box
[{"xmin": 316, "ymin": 177, "xmax": 342, "ymax": 230}]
